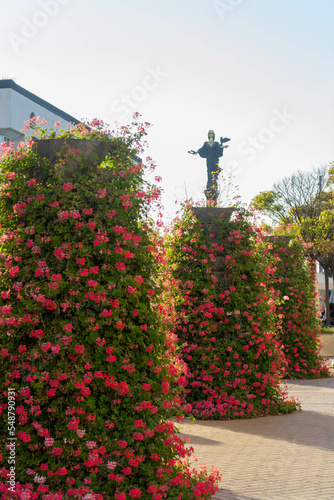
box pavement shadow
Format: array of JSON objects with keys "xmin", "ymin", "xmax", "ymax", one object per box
[
  {"xmin": 212, "ymin": 489, "xmax": 261, "ymax": 500},
  {"xmin": 178, "ymin": 434, "xmax": 223, "ymax": 446},
  {"xmin": 186, "ymin": 409, "xmax": 334, "ymax": 453},
  {"xmin": 283, "ymin": 377, "xmax": 334, "ymax": 388}
]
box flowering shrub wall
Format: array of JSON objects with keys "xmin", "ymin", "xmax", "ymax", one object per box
[
  {"xmin": 0, "ymin": 124, "xmax": 220, "ymax": 499},
  {"xmin": 268, "ymin": 236, "xmax": 329, "ymax": 379},
  {"xmin": 164, "ymin": 207, "xmax": 298, "ymax": 420}
]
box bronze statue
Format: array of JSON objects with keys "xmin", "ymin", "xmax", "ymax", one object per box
[{"xmin": 189, "ymin": 130, "xmax": 230, "ymax": 206}]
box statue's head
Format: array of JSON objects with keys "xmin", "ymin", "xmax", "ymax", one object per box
[{"xmin": 208, "ymin": 130, "xmax": 215, "ymax": 140}]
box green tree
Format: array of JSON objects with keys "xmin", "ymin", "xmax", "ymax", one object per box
[
  {"xmin": 251, "ymin": 165, "xmax": 334, "ymax": 326},
  {"xmin": 251, "ymin": 166, "xmax": 329, "ymax": 226}
]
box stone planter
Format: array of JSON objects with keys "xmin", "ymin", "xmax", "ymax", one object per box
[
  {"xmin": 191, "ymin": 207, "xmax": 234, "ymax": 239},
  {"xmin": 32, "ymin": 138, "xmax": 117, "ymax": 166},
  {"xmin": 191, "ymin": 207, "xmax": 234, "ymax": 223}
]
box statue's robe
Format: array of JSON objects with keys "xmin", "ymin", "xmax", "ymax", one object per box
[{"xmin": 198, "ymin": 141, "xmax": 223, "ymax": 189}]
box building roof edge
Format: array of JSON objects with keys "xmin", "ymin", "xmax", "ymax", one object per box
[{"xmin": 0, "ymin": 79, "xmax": 81, "ymax": 125}]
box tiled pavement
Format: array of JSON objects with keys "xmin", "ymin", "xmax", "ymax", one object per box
[{"xmin": 178, "ymin": 357, "xmax": 334, "ymax": 499}]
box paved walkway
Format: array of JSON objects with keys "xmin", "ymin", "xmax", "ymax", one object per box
[
  {"xmin": 178, "ymin": 347, "xmax": 334, "ymax": 499},
  {"xmin": 319, "ymin": 333, "xmax": 334, "ymax": 365}
]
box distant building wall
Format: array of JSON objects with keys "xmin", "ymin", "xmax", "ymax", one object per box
[{"xmin": 0, "ymin": 79, "xmax": 80, "ymax": 147}]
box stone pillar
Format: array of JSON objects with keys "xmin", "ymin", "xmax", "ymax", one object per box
[{"xmin": 192, "ymin": 207, "xmax": 234, "ymax": 285}]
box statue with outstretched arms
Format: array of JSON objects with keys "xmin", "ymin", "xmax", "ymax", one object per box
[{"xmin": 188, "ymin": 130, "xmax": 230, "ymax": 206}]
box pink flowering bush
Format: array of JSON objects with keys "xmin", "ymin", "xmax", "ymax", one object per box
[
  {"xmin": 0, "ymin": 120, "xmax": 220, "ymax": 499},
  {"xmin": 268, "ymin": 236, "xmax": 330, "ymax": 379},
  {"xmin": 164, "ymin": 205, "xmax": 299, "ymax": 420}
]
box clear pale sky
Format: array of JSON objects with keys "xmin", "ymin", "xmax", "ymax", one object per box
[{"xmin": 1, "ymin": 0, "xmax": 333, "ymax": 222}]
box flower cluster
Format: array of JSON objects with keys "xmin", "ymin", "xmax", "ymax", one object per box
[
  {"xmin": 268, "ymin": 235, "xmax": 330, "ymax": 378},
  {"xmin": 163, "ymin": 205, "xmax": 299, "ymax": 420},
  {"xmin": 0, "ymin": 119, "xmax": 219, "ymax": 499}
]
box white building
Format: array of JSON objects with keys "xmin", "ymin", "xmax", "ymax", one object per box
[
  {"xmin": 316, "ymin": 262, "xmax": 334, "ymax": 303},
  {"xmin": 0, "ymin": 79, "xmax": 80, "ymax": 148}
]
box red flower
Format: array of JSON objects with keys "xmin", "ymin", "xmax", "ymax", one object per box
[
  {"xmin": 115, "ymin": 493, "xmax": 126, "ymax": 500},
  {"xmin": 63, "ymin": 323, "xmax": 73, "ymax": 332},
  {"xmin": 9, "ymin": 266, "xmax": 20, "ymax": 277},
  {"xmin": 129, "ymin": 488, "xmax": 142, "ymax": 498},
  {"xmin": 67, "ymin": 417, "xmax": 80, "ymax": 430},
  {"xmin": 101, "ymin": 309, "xmax": 112, "ymax": 317},
  {"xmin": 115, "ymin": 262, "xmax": 126, "ymax": 270},
  {"xmin": 17, "ymin": 431, "xmax": 31, "ymax": 442},
  {"xmin": 56, "ymin": 467, "xmax": 68, "ymax": 476},
  {"xmin": 46, "ymin": 388, "xmax": 56, "ymax": 396},
  {"xmin": 31, "ymin": 329, "xmax": 43, "ymax": 338},
  {"xmin": 134, "ymin": 419, "xmax": 146, "ymax": 428},
  {"xmin": 133, "ymin": 433, "xmax": 143, "ymax": 441},
  {"xmin": 74, "ymin": 345, "xmax": 84, "ymax": 354},
  {"xmin": 61, "ymin": 335, "xmax": 72, "ymax": 345}
]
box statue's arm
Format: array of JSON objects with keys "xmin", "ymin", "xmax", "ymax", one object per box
[
  {"xmin": 188, "ymin": 143, "xmax": 207, "ymax": 156},
  {"xmin": 197, "ymin": 143, "xmax": 208, "ymax": 158},
  {"xmin": 220, "ymin": 137, "xmax": 230, "ymax": 149}
]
